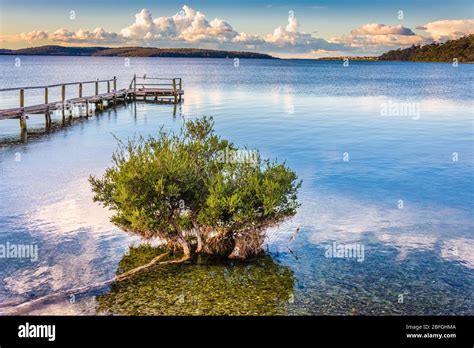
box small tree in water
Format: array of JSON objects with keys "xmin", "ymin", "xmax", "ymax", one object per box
[{"xmin": 90, "ymin": 117, "xmax": 301, "ymax": 260}]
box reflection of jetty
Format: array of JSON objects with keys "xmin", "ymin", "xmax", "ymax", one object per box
[{"xmin": 0, "ymin": 75, "xmax": 184, "ymax": 133}]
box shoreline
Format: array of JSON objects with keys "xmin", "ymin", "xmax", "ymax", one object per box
[{"xmin": 0, "ymin": 54, "xmax": 471, "ymax": 64}]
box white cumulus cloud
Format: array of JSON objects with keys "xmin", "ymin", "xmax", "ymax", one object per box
[
  {"xmin": 416, "ymin": 19, "xmax": 474, "ymax": 41},
  {"xmin": 6, "ymin": 6, "xmax": 345, "ymax": 56},
  {"xmin": 119, "ymin": 6, "xmax": 239, "ymax": 44},
  {"xmin": 260, "ymin": 15, "xmax": 345, "ymax": 53},
  {"xmin": 330, "ymin": 23, "xmax": 426, "ymax": 51},
  {"xmin": 14, "ymin": 30, "xmax": 49, "ymax": 42},
  {"xmin": 351, "ymin": 23, "xmax": 415, "ymax": 36},
  {"xmin": 50, "ymin": 28, "xmax": 122, "ymax": 43}
]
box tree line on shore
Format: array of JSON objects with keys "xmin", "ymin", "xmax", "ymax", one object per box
[{"xmin": 378, "ymin": 35, "xmax": 473, "ymax": 63}]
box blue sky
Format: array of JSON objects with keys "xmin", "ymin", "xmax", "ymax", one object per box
[{"xmin": 1, "ymin": 0, "xmax": 473, "ymax": 57}]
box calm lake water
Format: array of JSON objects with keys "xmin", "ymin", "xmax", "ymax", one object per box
[{"xmin": 0, "ymin": 56, "xmax": 472, "ymax": 315}]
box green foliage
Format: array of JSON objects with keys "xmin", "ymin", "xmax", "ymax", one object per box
[
  {"xmin": 90, "ymin": 116, "xmax": 301, "ymax": 258},
  {"xmin": 379, "ymin": 35, "xmax": 474, "ymax": 62},
  {"xmin": 199, "ymin": 159, "xmax": 300, "ymax": 232}
]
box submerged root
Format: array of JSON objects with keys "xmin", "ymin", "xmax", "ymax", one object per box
[
  {"xmin": 0, "ymin": 250, "xmax": 190, "ymax": 315},
  {"xmin": 229, "ymin": 231, "xmax": 265, "ymax": 259},
  {"xmin": 200, "ymin": 233, "xmax": 234, "ymax": 256}
]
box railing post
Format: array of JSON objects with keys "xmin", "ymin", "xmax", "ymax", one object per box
[
  {"xmin": 45, "ymin": 87, "xmax": 48, "ymax": 104},
  {"xmin": 95, "ymin": 79, "xmax": 99, "ymax": 95},
  {"xmin": 19, "ymin": 89, "xmax": 26, "ymax": 133},
  {"xmin": 61, "ymin": 84, "xmax": 66, "ymax": 118},
  {"xmin": 19, "ymin": 88, "xmax": 24, "ymax": 108},
  {"xmin": 133, "ymin": 74, "xmax": 136, "ymax": 100},
  {"xmin": 172, "ymin": 78, "xmax": 177, "ymax": 104},
  {"xmin": 79, "ymin": 83, "xmax": 82, "ymax": 98},
  {"xmin": 113, "ymin": 76, "xmax": 117, "ymax": 91}
]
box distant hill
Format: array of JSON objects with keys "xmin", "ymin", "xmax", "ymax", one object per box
[
  {"xmin": 378, "ymin": 35, "xmax": 473, "ymax": 62},
  {"xmin": 3, "ymin": 36, "xmax": 471, "ymax": 62},
  {"xmin": 0, "ymin": 45, "xmax": 276, "ymax": 59},
  {"xmin": 0, "ymin": 46, "xmax": 110, "ymax": 56}
]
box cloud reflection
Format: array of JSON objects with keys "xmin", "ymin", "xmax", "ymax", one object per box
[{"xmin": 268, "ymin": 193, "xmax": 473, "ymax": 268}]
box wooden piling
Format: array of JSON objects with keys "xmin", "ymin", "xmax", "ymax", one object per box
[
  {"xmin": 79, "ymin": 83, "xmax": 82, "ymax": 98},
  {"xmin": 45, "ymin": 87, "xmax": 48, "ymax": 104},
  {"xmin": 45, "ymin": 109, "xmax": 51, "ymax": 128},
  {"xmin": 19, "ymin": 110, "xmax": 27, "ymax": 132},
  {"xmin": 95, "ymin": 80, "xmax": 99, "ymax": 95}
]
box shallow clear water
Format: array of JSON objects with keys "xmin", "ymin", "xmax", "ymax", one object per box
[{"xmin": 0, "ymin": 56, "xmax": 473, "ymax": 315}]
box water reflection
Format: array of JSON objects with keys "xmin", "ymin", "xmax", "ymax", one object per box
[
  {"xmin": 0, "ymin": 178, "xmax": 138, "ymax": 302},
  {"xmin": 268, "ymin": 195, "xmax": 473, "ymax": 268},
  {"xmin": 96, "ymin": 245, "xmax": 294, "ymax": 315}
]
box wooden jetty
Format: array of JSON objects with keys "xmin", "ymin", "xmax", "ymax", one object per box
[{"xmin": 0, "ymin": 74, "xmax": 184, "ymax": 134}]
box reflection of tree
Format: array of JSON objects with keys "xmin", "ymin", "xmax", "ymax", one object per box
[{"xmin": 96, "ymin": 245, "xmax": 294, "ymax": 315}]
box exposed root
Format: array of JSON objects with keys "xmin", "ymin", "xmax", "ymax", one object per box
[
  {"xmin": 115, "ymin": 251, "xmax": 170, "ymax": 282},
  {"xmin": 0, "ymin": 251, "xmax": 191, "ymax": 315}
]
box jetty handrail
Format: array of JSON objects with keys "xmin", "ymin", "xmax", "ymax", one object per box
[
  {"xmin": 0, "ymin": 77, "xmax": 117, "ymax": 92},
  {"xmin": 0, "ymin": 77, "xmax": 119, "ymax": 111},
  {"xmin": 135, "ymin": 76, "xmax": 180, "ymax": 80},
  {"xmin": 132, "ymin": 75, "xmax": 182, "ymax": 89},
  {"xmin": 129, "ymin": 74, "xmax": 183, "ymax": 98},
  {"xmin": 136, "ymin": 83, "xmax": 176, "ymax": 86}
]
